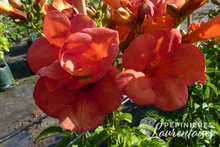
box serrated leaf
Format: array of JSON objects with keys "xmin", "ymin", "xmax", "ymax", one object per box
[
  {"xmin": 94, "ymin": 126, "xmax": 104, "ymax": 134},
  {"xmin": 35, "ymin": 126, "xmax": 70, "ymax": 141},
  {"xmin": 144, "ymin": 110, "xmax": 159, "ymax": 117},
  {"xmin": 116, "ymin": 128, "xmax": 131, "ymax": 146}
]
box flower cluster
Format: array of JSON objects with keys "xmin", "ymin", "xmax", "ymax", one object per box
[{"xmin": 1, "ymin": 0, "xmax": 220, "ymax": 133}]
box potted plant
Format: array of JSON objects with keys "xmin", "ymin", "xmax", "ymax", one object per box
[{"xmin": 0, "ymin": 22, "xmax": 14, "ymax": 91}]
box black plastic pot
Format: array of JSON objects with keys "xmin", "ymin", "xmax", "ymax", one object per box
[{"xmin": 0, "ymin": 58, "xmax": 14, "ymax": 91}]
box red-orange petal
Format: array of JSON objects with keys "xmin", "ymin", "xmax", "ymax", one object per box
[
  {"xmin": 122, "ymin": 34, "xmax": 156, "ymax": 71},
  {"xmin": 152, "ymin": 75, "xmax": 188, "ymax": 111},
  {"xmin": 70, "ymin": 13, "xmax": 97, "ymax": 33},
  {"xmin": 37, "ymin": 60, "xmax": 77, "ymax": 91},
  {"xmin": 93, "ymin": 66, "xmax": 123, "ymax": 113},
  {"xmin": 151, "ymin": 43, "xmax": 205, "ymax": 85},
  {"xmin": 33, "ymin": 77, "xmax": 74, "ymax": 118},
  {"xmin": 61, "ymin": 28, "xmax": 119, "ymax": 77},
  {"xmin": 151, "ymin": 29, "xmax": 181, "ymax": 59},
  {"xmin": 49, "ymin": 67, "xmax": 122, "ymax": 132},
  {"xmin": 52, "ymin": 0, "xmax": 71, "ymax": 11},
  {"xmin": 27, "ymin": 37, "xmax": 59, "ymax": 73},
  {"xmin": 43, "ymin": 10, "xmax": 71, "ymax": 47},
  {"xmin": 117, "ymin": 69, "xmax": 157, "ymax": 105}
]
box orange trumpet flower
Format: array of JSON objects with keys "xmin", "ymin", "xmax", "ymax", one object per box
[{"xmin": 182, "ymin": 14, "xmax": 220, "ymax": 44}]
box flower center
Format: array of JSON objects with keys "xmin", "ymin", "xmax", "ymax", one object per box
[{"xmin": 142, "ymin": 62, "xmax": 158, "ymax": 76}]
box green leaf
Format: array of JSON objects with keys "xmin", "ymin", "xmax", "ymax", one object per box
[
  {"xmin": 118, "ymin": 112, "xmax": 133, "ymax": 123},
  {"xmin": 116, "ymin": 127, "xmax": 131, "ymax": 146},
  {"xmin": 213, "ymin": 122, "xmax": 220, "ymax": 134},
  {"xmin": 140, "ymin": 138, "xmax": 168, "ymax": 147},
  {"xmin": 35, "ymin": 126, "xmax": 70, "ymax": 141},
  {"xmin": 91, "ymin": 129, "xmax": 112, "ymax": 147},
  {"xmin": 129, "ymin": 133, "xmax": 140, "ymax": 145},
  {"xmin": 204, "ymin": 86, "xmax": 210, "ymax": 100},
  {"xmin": 139, "ymin": 124, "xmax": 157, "ymax": 136},
  {"xmin": 205, "ymin": 82, "xmax": 219, "ymax": 95},
  {"xmin": 144, "ymin": 110, "xmax": 159, "ymax": 117},
  {"xmin": 59, "ymin": 136, "xmax": 72, "ymax": 147},
  {"xmin": 206, "ymin": 67, "xmax": 219, "ymax": 73}
]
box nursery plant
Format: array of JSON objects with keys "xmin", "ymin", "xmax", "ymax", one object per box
[{"xmin": 0, "ymin": 0, "xmax": 219, "ymax": 146}]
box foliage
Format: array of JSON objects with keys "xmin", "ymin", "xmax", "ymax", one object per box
[
  {"xmin": 0, "ymin": 22, "xmax": 9, "ymax": 59},
  {"xmin": 0, "ymin": 14, "xmax": 24, "ymax": 46},
  {"xmin": 36, "ymin": 106, "xmax": 168, "ymax": 147}
]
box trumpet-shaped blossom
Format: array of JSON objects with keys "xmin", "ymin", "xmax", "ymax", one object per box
[
  {"xmin": 27, "ymin": 10, "xmax": 119, "ymax": 91},
  {"xmin": 117, "ymin": 29, "xmax": 205, "ymax": 111},
  {"xmin": 183, "ymin": 14, "xmax": 220, "ymax": 44},
  {"xmin": 34, "ymin": 66, "xmax": 123, "ymax": 132},
  {"xmin": 27, "ymin": 11, "xmax": 123, "ymax": 132}
]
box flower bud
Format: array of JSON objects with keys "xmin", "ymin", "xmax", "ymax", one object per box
[
  {"xmin": 27, "ymin": 12, "xmax": 35, "ymax": 22},
  {"xmin": 33, "ymin": 2, "xmax": 41, "ymax": 11},
  {"xmin": 20, "ymin": 0, "xmax": 26, "ymax": 4},
  {"xmin": 8, "ymin": 0, "xmax": 23, "ymax": 9},
  {"xmin": 137, "ymin": 2, "xmax": 149, "ymax": 25},
  {"xmin": 31, "ymin": 5, "xmax": 37, "ymax": 14},
  {"xmin": 211, "ymin": 0, "xmax": 219, "ymax": 5},
  {"xmin": 34, "ymin": 0, "xmax": 46, "ymax": 6},
  {"xmin": 115, "ymin": 7, "xmax": 139, "ymax": 31},
  {"xmin": 28, "ymin": 0, "xmax": 34, "ymax": 4},
  {"xmin": 166, "ymin": 3, "xmax": 179, "ymax": 19},
  {"xmin": 179, "ymin": 0, "xmax": 207, "ymax": 18},
  {"xmin": 0, "ymin": 2, "xmax": 26, "ymax": 20},
  {"xmin": 105, "ymin": 9, "xmax": 112, "ymax": 20},
  {"xmin": 102, "ymin": 3, "xmax": 108, "ymax": 13},
  {"xmin": 86, "ymin": 7, "xmax": 95, "ymax": 17}
]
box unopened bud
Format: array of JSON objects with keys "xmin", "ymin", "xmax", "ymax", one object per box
[
  {"xmin": 116, "ymin": 7, "xmax": 132, "ymax": 23},
  {"xmin": 31, "ymin": 5, "xmax": 37, "ymax": 14},
  {"xmin": 27, "ymin": 12, "xmax": 34, "ymax": 22},
  {"xmin": 102, "ymin": 3, "xmax": 108, "ymax": 13},
  {"xmin": 28, "ymin": 0, "xmax": 34, "ymax": 4},
  {"xmin": 34, "ymin": 2, "xmax": 41, "ymax": 11},
  {"xmin": 166, "ymin": 3, "xmax": 179, "ymax": 19},
  {"xmin": 86, "ymin": 7, "xmax": 95, "ymax": 17},
  {"xmin": 8, "ymin": 0, "xmax": 23, "ymax": 9},
  {"xmin": 115, "ymin": 7, "xmax": 138, "ymax": 30},
  {"xmin": 20, "ymin": 0, "xmax": 26, "ymax": 4},
  {"xmin": 19, "ymin": 5, "xmax": 25, "ymax": 11},
  {"xmin": 34, "ymin": 0, "xmax": 46, "ymax": 6},
  {"xmin": 105, "ymin": 9, "xmax": 112, "ymax": 20},
  {"xmin": 211, "ymin": 0, "xmax": 219, "ymax": 5},
  {"xmin": 13, "ymin": 18, "xmax": 22, "ymax": 23},
  {"xmin": 180, "ymin": 0, "xmax": 207, "ymax": 18}
]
